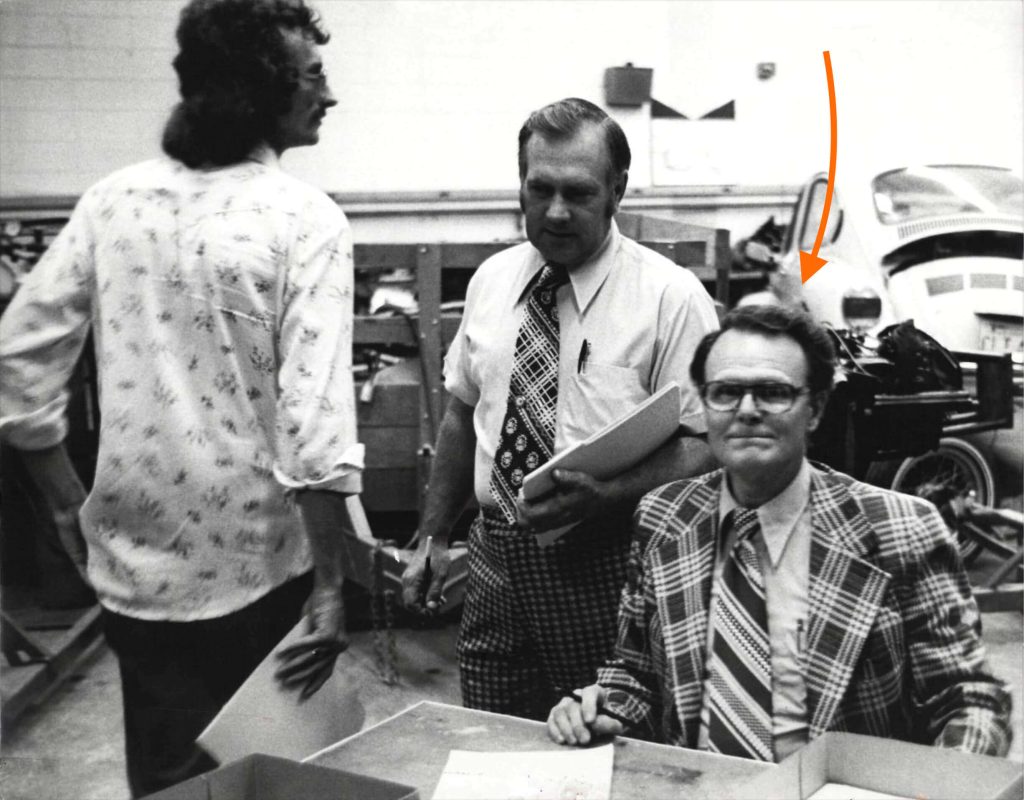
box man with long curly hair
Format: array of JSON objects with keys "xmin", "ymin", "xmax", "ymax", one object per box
[{"xmin": 0, "ymin": 1, "xmax": 360, "ymax": 794}]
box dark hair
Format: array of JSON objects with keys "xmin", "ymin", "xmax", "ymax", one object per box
[
  {"xmin": 517, "ymin": 97, "xmax": 631, "ymax": 181},
  {"xmin": 689, "ymin": 304, "xmax": 838, "ymax": 394},
  {"xmin": 161, "ymin": 0, "xmax": 329, "ymax": 167}
]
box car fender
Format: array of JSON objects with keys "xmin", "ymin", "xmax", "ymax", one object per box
[{"xmin": 776, "ymin": 252, "xmax": 898, "ymax": 334}]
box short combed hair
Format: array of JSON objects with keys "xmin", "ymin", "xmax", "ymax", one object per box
[
  {"xmin": 517, "ymin": 97, "xmax": 631, "ymax": 181},
  {"xmin": 162, "ymin": 0, "xmax": 329, "ymax": 167},
  {"xmin": 689, "ymin": 304, "xmax": 838, "ymax": 395}
]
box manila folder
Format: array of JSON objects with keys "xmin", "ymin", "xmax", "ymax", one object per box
[{"xmin": 521, "ymin": 381, "xmax": 681, "ymax": 501}]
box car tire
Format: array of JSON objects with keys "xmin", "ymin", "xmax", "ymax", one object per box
[{"xmin": 865, "ymin": 437, "xmax": 996, "ymax": 566}]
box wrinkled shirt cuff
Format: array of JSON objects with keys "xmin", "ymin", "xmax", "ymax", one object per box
[
  {"xmin": 0, "ymin": 397, "xmax": 70, "ymax": 450},
  {"xmin": 274, "ymin": 443, "xmax": 365, "ymax": 496}
]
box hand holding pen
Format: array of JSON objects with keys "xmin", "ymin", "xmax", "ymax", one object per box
[
  {"xmin": 400, "ymin": 532, "xmax": 451, "ymax": 614},
  {"xmin": 547, "ymin": 684, "xmax": 628, "ymax": 746}
]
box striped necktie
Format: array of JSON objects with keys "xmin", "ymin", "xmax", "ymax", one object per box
[
  {"xmin": 488, "ymin": 264, "xmax": 569, "ymax": 524},
  {"xmin": 704, "ymin": 508, "xmax": 774, "ymax": 761}
]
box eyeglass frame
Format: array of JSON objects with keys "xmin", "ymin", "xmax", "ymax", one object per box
[{"xmin": 699, "ymin": 381, "xmax": 811, "ymax": 414}]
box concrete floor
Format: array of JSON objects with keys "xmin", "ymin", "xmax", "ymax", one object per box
[
  {"xmin": 1, "ymin": 582, "xmax": 1021, "ymax": 800},
  {"xmin": 0, "ymin": 617, "xmax": 463, "ymax": 800}
]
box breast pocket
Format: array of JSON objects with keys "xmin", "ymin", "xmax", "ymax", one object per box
[{"xmin": 560, "ymin": 362, "xmax": 647, "ymax": 446}]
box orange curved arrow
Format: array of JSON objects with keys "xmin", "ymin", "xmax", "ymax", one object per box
[{"xmin": 800, "ymin": 51, "xmax": 837, "ymax": 283}]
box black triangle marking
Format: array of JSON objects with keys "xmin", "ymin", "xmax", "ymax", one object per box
[
  {"xmin": 651, "ymin": 98, "xmax": 688, "ymax": 119},
  {"xmin": 701, "ymin": 100, "xmax": 735, "ymax": 119}
]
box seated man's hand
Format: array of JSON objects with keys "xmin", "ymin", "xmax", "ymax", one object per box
[
  {"xmin": 274, "ymin": 582, "xmax": 348, "ymax": 701},
  {"xmin": 400, "ymin": 533, "xmax": 451, "ymax": 614},
  {"xmin": 516, "ymin": 468, "xmax": 614, "ymax": 532},
  {"xmin": 547, "ymin": 684, "xmax": 624, "ymax": 746}
]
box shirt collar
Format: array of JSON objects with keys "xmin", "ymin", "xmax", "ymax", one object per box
[
  {"xmin": 719, "ymin": 459, "xmax": 812, "ymax": 568},
  {"xmin": 516, "ymin": 221, "xmax": 620, "ymax": 311}
]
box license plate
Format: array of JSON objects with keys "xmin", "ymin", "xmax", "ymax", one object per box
[{"xmin": 979, "ymin": 317, "xmax": 1024, "ymax": 354}]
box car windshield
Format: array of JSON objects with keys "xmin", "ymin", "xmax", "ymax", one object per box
[{"xmin": 871, "ymin": 165, "xmax": 1023, "ymax": 224}]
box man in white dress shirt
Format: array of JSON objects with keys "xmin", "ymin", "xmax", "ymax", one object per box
[{"xmin": 401, "ymin": 97, "xmax": 718, "ymax": 719}]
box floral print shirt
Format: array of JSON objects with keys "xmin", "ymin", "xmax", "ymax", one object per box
[{"xmin": 0, "ymin": 150, "xmax": 363, "ymax": 620}]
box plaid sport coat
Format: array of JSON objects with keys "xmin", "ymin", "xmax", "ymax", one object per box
[{"xmin": 597, "ymin": 464, "xmax": 1012, "ymax": 757}]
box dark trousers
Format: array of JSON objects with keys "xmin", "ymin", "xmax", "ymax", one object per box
[{"xmin": 101, "ymin": 572, "xmax": 312, "ymax": 798}]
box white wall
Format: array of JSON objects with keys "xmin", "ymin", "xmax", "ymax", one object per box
[
  {"xmin": 1, "ymin": 0, "xmax": 1021, "ymax": 198},
  {"xmin": 646, "ymin": 1, "xmax": 1024, "ymax": 185},
  {"xmin": 0, "ymin": 1, "xmax": 181, "ymax": 196}
]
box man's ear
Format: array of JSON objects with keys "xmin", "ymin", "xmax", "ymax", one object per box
[
  {"xmin": 806, "ymin": 390, "xmax": 830, "ymax": 433},
  {"xmin": 614, "ymin": 169, "xmax": 629, "ymax": 206}
]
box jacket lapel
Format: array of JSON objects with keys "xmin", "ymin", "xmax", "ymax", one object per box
[
  {"xmin": 803, "ymin": 468, "xmax": 891, "ymax": 736},
  {"xmin": 650, "ymin": 472, "xmax": 721, "ymax": 746}
]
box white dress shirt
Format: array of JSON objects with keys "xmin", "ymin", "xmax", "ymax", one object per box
[{"xmin": 443, "ymin": 221, "xmax": 719, "ymax": 509}]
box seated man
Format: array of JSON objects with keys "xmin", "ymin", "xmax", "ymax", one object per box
[{"xmin": 547, "ymin": 304, "xmax": 1012, "ymax": 761}]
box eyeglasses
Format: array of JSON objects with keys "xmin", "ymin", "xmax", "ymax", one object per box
[{"xmin": 700, "ymin": 382, "xmax": 809, "ymax": 414}]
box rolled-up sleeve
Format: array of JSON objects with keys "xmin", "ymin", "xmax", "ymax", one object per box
[
  {"xmin": 442, "ymin": 267, "xmax": 482, "ymax": 408},
  {"xmin": 272, "ymin": 196, "xmax": 364, "ymax": 494},
  {"xmin": 442, "ymin": 315, "xmax": 479, "ymax": 408},
  {"xmin": 0, "ymin": 200, "xmax": 95, "ymax": 450}
]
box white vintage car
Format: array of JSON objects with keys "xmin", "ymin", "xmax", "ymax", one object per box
[
  {"xmin": 763, "ymin": 161, "xmax": 1023, "ymax": 557},
  {"xmin": 775, "ymin": 162, "xmax": 1022, "ymax": 351}
]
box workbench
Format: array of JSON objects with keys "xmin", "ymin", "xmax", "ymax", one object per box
[
  {"xmin": 306, "ymin": 700, "xmax": 770, "ymax": 799},
  {"xmin": 306, "ymin": 701, "xmax": 1023, "ymax": 800}
]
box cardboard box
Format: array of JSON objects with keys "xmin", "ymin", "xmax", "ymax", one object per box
[
  {"xmin": 603, "ymin": 64, "xmax": 653, "ymax": 107},
  {"xmin": 143, "ymin": 753, "xmax": 419, "ymax": 800},
  {"xmin": 736, "ymin": 733, "xmax": 1023, "ymax": 800}
]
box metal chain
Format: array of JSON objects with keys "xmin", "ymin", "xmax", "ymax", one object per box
[
  {"xmin": 383, "ymin": 588, "xmax": 398, "ymax": 684},
  {"xmin": 371, "ymin": 541, "xmax": 399, "ymax": 685}
]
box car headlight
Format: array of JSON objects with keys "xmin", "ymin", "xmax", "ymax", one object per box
[{"xmin": 841, "ymin": 286, "xmax": 882, "ymax": 333}]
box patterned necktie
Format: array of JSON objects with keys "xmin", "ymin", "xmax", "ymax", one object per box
[
  {"xmin": 488, "ymin": 264, "xmax": 569, "ymax": 524},
  {"xmin": 704, "ymin": 508, "xmax": 774, "ymax": 761}
]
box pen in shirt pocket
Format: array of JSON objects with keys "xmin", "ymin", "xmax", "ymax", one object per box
[
  {"xmin": 797, "ymin": 619, "xmax": 807, "ymax": 655},
  {"xmin": 577, "ymin": 339, "xmax": 590, "ymax": 374}
]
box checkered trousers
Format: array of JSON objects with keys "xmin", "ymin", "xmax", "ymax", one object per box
[{"xmin": 457, "ymin": 508, "xmax": 632, "ymax": 720}]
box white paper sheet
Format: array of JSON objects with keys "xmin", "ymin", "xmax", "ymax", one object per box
[{"xmin": 431, "ymin": 745, "xmax": 614, "ymax": 800}]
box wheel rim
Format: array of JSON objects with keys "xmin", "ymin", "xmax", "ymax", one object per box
[{"xmin": 889, "ymin": 438, "xmax": 995, "ymax": 563}]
